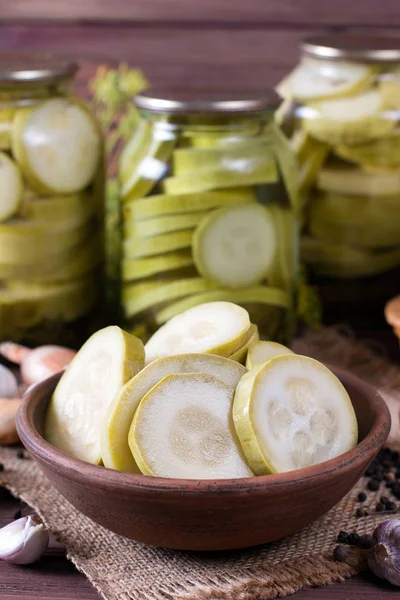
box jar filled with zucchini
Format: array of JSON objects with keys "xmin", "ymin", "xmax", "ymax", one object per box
[
  {"xmin": 119, "ymin": 91, "xmax": 299, "ymax": 342},
  {"xmin": 0, "ymin": 54, "xmax": 104, "ymax": 345},
  {"xmin": 277, "ymin": 36, "xmax": 400, "ymax": 325}
]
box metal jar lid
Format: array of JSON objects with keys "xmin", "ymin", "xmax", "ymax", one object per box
[
  {"xmin": 302, "ymin": 35, "xmax": 400, "ymax": 62},
  {"xmin": 0, "ymin": 53, "xmax": 78, "ymax": 85},
  {"xmin": 134, "ymin": 90, "xmax": 280, "ymax": 114}
]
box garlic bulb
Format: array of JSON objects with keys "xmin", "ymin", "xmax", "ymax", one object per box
[
  {"xmin": 0, "ymin": 364, "xmax": 18, "ymax": 398},
  {"xmin": 368, "ymin": 519, "xmax": 400, "ymax": 586},
  {"xmin": 0, "ymin": 398, "xmax": 22, "ymax": 445},
  {"xmin": 0, "ymin": 516, "xmax": 49, "ymax": 564},
  {"xmin": 0, "ymin": 342, "xmax": 76, "ymax": 386}
]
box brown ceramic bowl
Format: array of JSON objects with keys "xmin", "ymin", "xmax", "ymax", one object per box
[{"xmin": 17, "ymin": 366, "xmax": 390, "ymax": 551}]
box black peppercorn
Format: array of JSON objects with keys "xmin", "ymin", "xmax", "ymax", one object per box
[
  {"xmin": 337, "ymin": 531, "xmax": 349, "ymax": 543},
  {"xmin": 386, "ymin": 481, "xmax": 394, "ymax": 489},
  {"xmin": 380, "ymin": 495, "xmax": 390, "ymax": 505},
  {"xmin": 357, "ymin": 492, "xmax": 367, "ymax": 502},
  {"xmin": 376, "ymin": 502, "xmax": 385, "ymax": 512},
  {"xmin": 392, "ymin": 481, "xmax": 400, "ymax": 497},
  {"xmin": 358, "ymin": 534, "xmax": 373, "ymax": 550},
  {"xmin": 368, "ymin": 479, "xmax": 380, "ymax": 491},
  {"xmin": 334, "ymin": 545, "xmax": 350, "ymax": 562},
  {"xmin": 365, "ymin": 466, "xmax": 377, "ymax": 477},
  {"xmin": 392, "ymin": 451, "xmax": 399, "ymax": 463},
  {"xmin": 355, "ymin": 508, "xmax": 368, "ymax": 518},
  {"xmin": 386, "ymin": 501, "xmax": 397, "ymax": 512},
  {"xmin": 16, "ymin": 450, "xmax": 24, "ymax": 459},
  {"xmin": 348, "ymin": 532, "xmax": 360, "ymax": 545}
]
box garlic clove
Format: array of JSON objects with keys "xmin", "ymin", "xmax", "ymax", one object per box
[
  {"xmin": 0, "ymin": 515, "xmax": 49, "ymax": 564},
  {"xmin": 0, "ymin": 398, "xmax": 22, "ymax": 445},
  {"xmin": 0, "ymin": 364, "xmax": 19, "ymax": 399},
  {"xmin": 0, "ymin": 342, "xmax": 30, "ymax": 365},
  {"xmin": 21, "ymin": 345, "xmax": 76, "ymax": 386},
  {"xmin": 368, "ymin": 519, "xmax": 400, "ymax": 586}
]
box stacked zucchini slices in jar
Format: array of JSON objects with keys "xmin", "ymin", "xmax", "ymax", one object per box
[
  {"xmin": 119, "ymin": 120, "xmax": 297, "ymax": 338},
  {"xmin": 277, "ymin": 57, "xmax": 400, "ymax": 278},
  {"xmin": 0, "ymin": 98, "xmax": 102, "ymax": 338},
  {"xmin": 45, "ymin": 301, "xmax": 358, "ymax": 479}
]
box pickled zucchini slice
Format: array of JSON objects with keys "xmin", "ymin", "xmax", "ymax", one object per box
[
  {"xmin": 317, "ymin": 166, "xmax": 400, "ymax": 196},
  {"xmin": 124, "ymin": 229, "xmax": 193, "ymax": 259},
  {"xmin": 21, "ymin": 190, "xmax": 96, "ymax": 231},
  {"xmin": 192, "ymin": 203, "xmax": 276, "ymax": 288},
  {"xmin": 102, "ymin": 353, "xmax": 246, "ymax": 472},
  {"xmin": 302, "ymin": 90, "xmax": 393, "ymax": 145},
  {"xmin": 380, "ymin": 72, "xmax": 400, "ymax": 109},
  {"xmin": 272, "ymin": 125, "xmax": 301, "ymax": 215},
  {"xmin": 122, "ymin": 250, "xmax": 193, "ymax": 282},
  {"xmin": 308, "ymin": 193, "xmax": 400, "ymax": 249},
  {"xmin": 0, "ymin": 108, "xmax": 14, "ymax": 150},
  {"xmin": 228, "ymin": 324, "xmax": 260, "ymax": 364},
  {"xmin": 155, "ymin": 287, "xmax": 291, "ymax": 325},
  {"xmin": 301, "ymin": 236, "xmax": 400, "ymax": 278},
  {"xmin": 124, "ymin": 188, "xmax": 256, "ymax": 219},
  {"xmin": 119, "ymin": 120, "xmax": 150, "ymax": 183},
  {"xmin": 123, "ymin": 278, "xmax": 217, "ymax": 318},
  {"xmin": 277, "ymin": 57, "xmax": 374, "ymax": 102},
  {"xmin": 121, "ymin": 123, "xmax": 177, "ymax": 201},
  {"xmin": 130, "ymin": 372, "xmax": 252, "ymax": 478},
  {"xmin": 12, "ymin": 99, "xmax": 101, "ymax": 194},
  {"xmin": 145, "ymin": 301, "xmax": 251, "ymax": 363},
  {"xmin": 125, "ymin": 210, "xmax": 207, "ymax": 238},
  {"xmin": 45, "ymin": 326, "xmax": 145, "ymax": 464},
  {"xmin": 267, "ymin": 205, "xmax": 298, "ymax": 294},
  {"xmin": 172, "ymin": 142, "xmax": 275, "ymax": 176},
  {"xmin": 0, "ymin": 220, "xmax": 90, "ymax": 265},
  {"xmin": 334, "ymin": 133, "xmax": 400, "ymax": 169},
  {"xmin": 233, "ymin": 355, "xmax": 358, "ymax": 474},
  {"xmin": 246, "ymin": 341, "xmax": 293, "ymax": 369},
  {"xmin": 163, "ymin": 161, "xmax": 278, "ymax": 195},
  {"xmin": 298, "ymin": 142, "xmax": 329, "ymax": 192},
  {"xmin": 0, "ymin": 152, "xmax": 23, "ymax": 222},
  {"xmin": 0, "ymin": 276, "xmax": 97, "ymax": 330}
]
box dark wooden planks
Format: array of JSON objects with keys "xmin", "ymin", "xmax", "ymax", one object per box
[
  {"xmin": 0, "ymin": 488, "xmax": 399, "ymax": 599},
  {"xmin": 2, "ymin": 24, "xmax": 400, "ymax": 90},
  {"xmin": 2, "ymin": 0, "xmax": 400, "ymax": 26}
]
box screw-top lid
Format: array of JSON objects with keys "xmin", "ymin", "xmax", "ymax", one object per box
[
  {"xmin": 302, "ymin": 35, "xmax": 400, "ymax": 62},
  {"xmin": 134, "ymin": 90, "xmax": 279, "ymax": 114},
  {"xmin": 0, "ymin": 53, "xmax": 78, "ymax": 85}
]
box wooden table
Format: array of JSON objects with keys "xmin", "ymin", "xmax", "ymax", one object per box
[{"xmin": 0, "ymin": 485, "xmax": 399, "ymax": 600}]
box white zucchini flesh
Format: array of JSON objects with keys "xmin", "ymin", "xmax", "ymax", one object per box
[
  {"xmin": 246, "ymin": 341, "xmax": 293, "ymax": 369},
  {"xmin": 145, "ymin": 301, "xmax": 251, "ymax": 363},
  {"xmin": 0, "ymin": 152, "xmax": 23, "ymax": 222},
  {"xmin": 233, "ymin": 355, "xmax": 358, "ymax": 474},
  {"xmin": 45, "ymin": 326, "xmax": 144, "ymax": 464},
  {"xmin": 13, "ymin": 99, "xmax": 101, "ymax": 194},
  {"xmin": 192, "ymin": 203, "xmax": 277, "ymax": 288},
  {"xmin": 129, "ymin": 372, "xmax": 253, "ymax": 479},
  {"xmin": 102, "ymin": 353, "xmax": 246, "ymax": 473},
  {"xmin": 277, "ymin": 57, "xmax": 374, "ymax": 101}
]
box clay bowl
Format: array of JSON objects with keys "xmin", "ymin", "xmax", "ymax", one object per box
[{"xmin": 17, "ymin": 366, "xmax": 390, "ymax": 551}]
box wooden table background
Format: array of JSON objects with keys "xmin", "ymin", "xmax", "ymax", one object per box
[{"xmin": 1, "ymin": 1, "xmax": 400, "ymax": 597}]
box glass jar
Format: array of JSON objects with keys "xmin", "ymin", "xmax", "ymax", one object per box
[
  {"xmin": 0, "ymin": 53, "xmax": 104, "ymax": 346},
  {"xmin": 118, "ymin": 91, "xmax": 298, "ymax": 342},
  {"xmin": 277, "ymin": 36, "xmax": 400, "ymax": 326}
]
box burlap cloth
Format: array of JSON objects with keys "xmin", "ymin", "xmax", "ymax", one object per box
[{"xmin": 1, "ymin": 326, "xmax": 400, "ymax": 600}]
